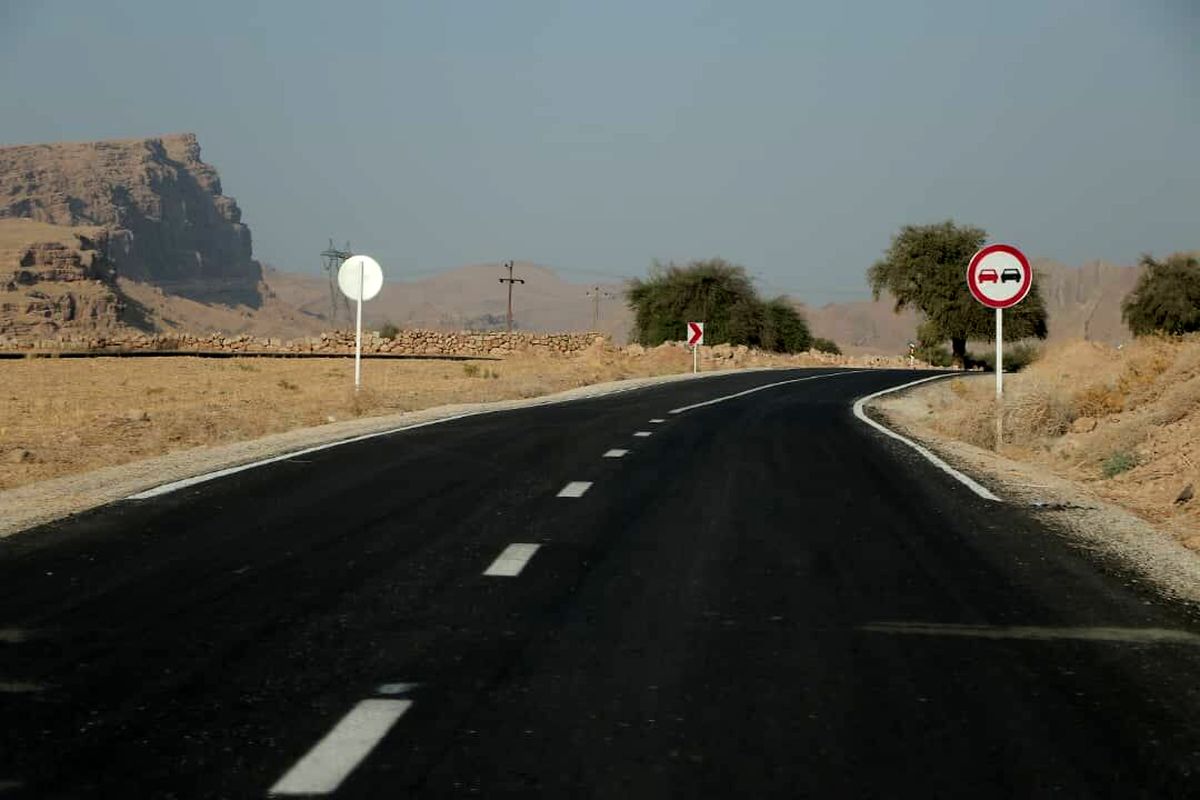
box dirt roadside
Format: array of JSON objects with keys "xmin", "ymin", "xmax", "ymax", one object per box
[{"xmin": 873, "ymin": 379, "xmax": 1200, "ymax": 607}]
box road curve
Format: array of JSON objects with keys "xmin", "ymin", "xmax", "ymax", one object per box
[{"xmin": 2, "ymin": 368, "xmax": 1199, "ymax": 798}]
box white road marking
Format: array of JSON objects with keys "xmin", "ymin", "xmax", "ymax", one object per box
[
  {"xmin": 0, "ymin": 682, "xmax": 47, "ymax": 694},
  {"xmin": 669, "ymin": 370, "xmax": 854, "ymax": 414},
  {"xmin": 649, "ymin": 418, "xmax": 666, "ymax": 423},
  {"xmin": 268, "ymin": 699, "xmax": 411, "ymax": 796},
  {"xmin": 0, "ymin": 629, "xmax": 33, "ymax": 644},
  {"xmin": 557, "ymin": 481, "xmax": 593, "ymax": 498},
  {"xmin": 603, "ymin": 449, "xmax": 629, "ymax": 458},
  {"xmin": 633, "ymin": 431, "xmax": 652, "ymax": 438},
  {"xmin": 483, "ymin": 543, "xmax": 542, "ymax": 577},
  {"xmin": 862, "ymin": 622, "xmax": 1200, "ymax": 645},
  {"xmin": 125, "ymin": 370, "xmax": 755, "ymax": 501},
  {"xmin": 376, "ymin": 683, "xmax": 419, "ymax": 696},
  {"xmin": 851, "ymin": 374, "xmax": 1000, "ymax": 501},
  {"xmin": 0, "ymin": 780, "xmax": 24, "ymax": 793}
]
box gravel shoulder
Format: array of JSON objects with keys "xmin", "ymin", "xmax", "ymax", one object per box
[
  {"xmin": 873, "ymin": 384, "xmax": 1200, "ymax": 607},
  {"xmin": 0, "ymin": 367, "xmax": 768, "ymax": 538}
]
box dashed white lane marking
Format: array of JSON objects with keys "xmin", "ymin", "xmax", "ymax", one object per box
[
  {"xmin": 0, "ymin": 780, "xmax": 24, "ymax": 793},
  {"xmin": 851, "ymin": 374, "xmax": 1000, "ymax": 502},
  {"xmin": 862, "ymin": 622, "xmax": 1200, "ymax": 645},
  {"xmin": 483, "ymin": 543, "xmax": 541, "ymax": 577},
  {"xmin": 126, "ymin": 370, "xmax": 749, "ymax": 501},
  {"xmin": 603, "ymin": 449, "xmax": 629, "ymax": 458},
  {"xmin": 669, "ymin": 370, "xmax": 853, "ymax": 414},
  {"xmin": 633, "ymin": 431, "xmax": 652, "ymax": 438},
  {"xmin": 0, "ymin": 629, "xmax": 35, "ymax": 644},
  {"xmin": 557, "ymin": 481, "xmax": 593, "ymax": 498},
  {"xmin": 376, "ymin": 683, "xmax": 419, "ymax": 696},
  {"xmin": 0, "ymin": 682, "xmax": 47, "ymax": 694},
  {"xmin": 649, "ymin": 418, "xmax": 666, "ymax": 423},
  {"xmin": 268, "ymin": 699, "xmax": 412, "ymax": 796}
]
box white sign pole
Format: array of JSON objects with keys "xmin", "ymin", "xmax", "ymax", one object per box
[
  {"xmin": 995, "ymin": 307, "xmax": 1003, "ymax": 399},
  {"xmin": 995, "ymin": 306, "xmax": 1003, "ymax": 449},
  {"xmin": 354, "ymin": 259, "xmax": 364, "ymax": 389}
]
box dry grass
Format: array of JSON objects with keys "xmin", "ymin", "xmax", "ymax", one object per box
[{"xmin": 892, "ymin": 335, "xmax": 1200, "ymax": 542}]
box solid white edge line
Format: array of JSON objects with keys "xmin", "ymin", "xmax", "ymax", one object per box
[
  {"xmin": 556, "ymin": 481, "xmax": 593, "ymax": 498},
  {"xmin": 268, "ymin": 698, "xmax": 411, "ymax": 796},
  {"xmin": 127, "ymin": 369, "xmax": 773, "ymax": 501},
  {"xmin": 852, "ymin": 374, "xmax": 1001, "ymax": 502},
  {"xmin": 633, "ymin": 431, "xmax": 652, "ymax": 437},
  {"xmin": 603, "ymin": 449, "xmax": 629, "ymax": 458},
  {"xmin": 668, "ymin": 370, "xmax": 854, "ymax": 414},
  {"xmin": 483, "ymin": 543, "xmax": 541, "ymax": 577}
]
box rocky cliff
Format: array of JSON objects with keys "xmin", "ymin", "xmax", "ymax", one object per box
[{"xmin": 0, "ymin": 133, "xmax": 261, "ymax": 295}]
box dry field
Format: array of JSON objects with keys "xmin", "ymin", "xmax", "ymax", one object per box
[
  {"xmin": 0, "ymin": 342, "xmax": 894, "ymax": 491},
  {"xmin": 883, "ymin": 336, "xmax": 1200, "ymax": 543}
]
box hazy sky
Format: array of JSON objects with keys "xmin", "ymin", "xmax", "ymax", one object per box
[{"xmin": 2, "ymin": 1, "xmax": 1196, "ymax": 303}]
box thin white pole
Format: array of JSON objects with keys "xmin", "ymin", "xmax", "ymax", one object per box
[
  {"xmin": 354, "ymin": 260, "xmax": 364, "ymax": 389},
  {"xmin": 693, "ymin": 345, "xmax": 698, "ymax": 374},
  {"xmin": 995, "ymin": 306, "xmax": 1003, "ymax": 450},
  {"xmin": 995, "ymin": 307, "xmax": 1003, "ymax": 399}
]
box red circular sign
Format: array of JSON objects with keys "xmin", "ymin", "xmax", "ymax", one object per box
[{"xmin": 966, "ymin": 243, "xmax": 1032, "ymax": 309}]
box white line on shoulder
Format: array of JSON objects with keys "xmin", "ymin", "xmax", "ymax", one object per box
[
  {"xmin": 852, "ymin": 374, "xmax": 1000, "ymax": 502},
  {"xmin": 668, "ymin": 370, "xmax": 853, "ymax": 414}
]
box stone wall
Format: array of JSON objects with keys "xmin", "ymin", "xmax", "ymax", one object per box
[{"xmin": 1, "ymin": 328, "xmax": 608, "ymax": 357}]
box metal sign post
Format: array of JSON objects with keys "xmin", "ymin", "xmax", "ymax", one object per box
[
  {"xmin": 337, "ymin": 255, "xmax": 384, "ymax": 390},
  {"xmin": 687, "ymin": 322, "xmax": 704, "ymax": 374},
  {"xmin": 966, "ymin": 244, "xmax": 1032, "ymax": 451}
]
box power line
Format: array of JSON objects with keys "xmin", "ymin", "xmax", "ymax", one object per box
[
  {"xmin": 585, "ymin": 285, "xmax": 616, "ymax": 329},
  {"xmin": 498, "ymin": 260, "xmax": 525, "ymax": 333}
]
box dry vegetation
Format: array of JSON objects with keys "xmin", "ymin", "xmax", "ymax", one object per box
[
  {"xmin": 0, "ymin": 342, "xmax": 893, "ymax": 492},
  {"xmin": 892, "ymin": 336, "xmax": 1200, "ymax": 543}
]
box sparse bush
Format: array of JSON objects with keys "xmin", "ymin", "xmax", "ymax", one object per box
[
  {"xmin": 811, "ymin": 337, "xmax": 841, "ymax": 355},
  {"xmin": 379, "ymin": 322, "xmax": 400, "ymax": 340},
  {"xmin": 1122, "ymin": 253, "xmax": 1200, "ymax": 336},
  {"xmin": 917, "ymin": 343, "xmax": 955, "ymax": 367},
  {"xmin": 1102, "ymin": 450, "xmax": 1138, "ymax": 478},
  {"xmin": 462, "ymin": 363, "xmax": 480, "ymax": 378},
  {"xmin": 626, "ymin": 259, "xmax": 811, "ymax": 353},
  {"xmin": 1072, "ymin": 384, "xmax": 1123, "ymax": 418},
  {"xmin": 976, "ymin": 342, "xmax": 1042, "ymax": 373},
  {"xmin": 277, "ymin": 379, "xmax": 299, "ymax": 391}
]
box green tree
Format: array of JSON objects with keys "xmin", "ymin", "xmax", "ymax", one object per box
[
  {"xmin": 1121, "ymin": 252, "xmax": 1200, "ymax": 336},
  {"xmin": 626, "ymin": 259, "xmax": 811, "ymax": 353},
  {"xmin": 867, "ymin": 220, "xmax": 1048, "ymax": 366}
]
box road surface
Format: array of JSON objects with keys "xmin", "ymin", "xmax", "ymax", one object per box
[{"xmin": 2, "ymin": 368, "xmax": 1200, "ymax": 797}]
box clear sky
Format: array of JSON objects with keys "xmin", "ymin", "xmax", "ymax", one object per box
[{"xmin": 2, "ymin": 0, "xmax": 1196, "ymax": 303}]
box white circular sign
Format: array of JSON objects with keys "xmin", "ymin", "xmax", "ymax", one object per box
[
  {"xmin": 337, "ymin": 255, "xmax": 384, "ymax": 302},
  {"xmin": 966, "ymin": 244, "xmax": 1032, "ymax": 309}
]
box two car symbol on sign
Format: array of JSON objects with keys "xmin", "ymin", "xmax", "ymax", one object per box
[{"xmin": 979, "ymin": 268, "xmax": 1022, "ymax": 284}]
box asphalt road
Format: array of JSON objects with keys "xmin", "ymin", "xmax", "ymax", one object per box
[{"xmin": 3, "ymin": 367, "xmax": 1200, "ymax": 798}]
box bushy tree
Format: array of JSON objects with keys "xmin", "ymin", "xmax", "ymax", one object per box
[
  {"xmin": 811, "ymin": 337, "xmax": 841, "ymax": 355},
  {"xmin": 868, "ymin": 220, "xmax": 1048, "ymax": 366},
  {"xmin": 1122, "ymin": 252, "xmax": 1200, "ymax": 336},
  {"xmin": 626, "ymin": 259, "xmax": 811, "ymax": 353}
]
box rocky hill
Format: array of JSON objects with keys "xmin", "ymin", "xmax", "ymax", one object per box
[{"xmin": 0, "ymin": 133, "xmax": 260, "ymax": 297}]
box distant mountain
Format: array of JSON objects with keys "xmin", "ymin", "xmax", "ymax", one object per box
[
  {"xmin": 265, "ymin": 262, "xmax": 634, "ymax": 342},
  {"xmin": 800, "ymin": 259, "xmax": 1144, "ymax": 355}
]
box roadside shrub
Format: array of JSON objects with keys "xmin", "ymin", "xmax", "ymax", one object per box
[
  {"xmin": 1122, "ymin": 252, "xmax": 1200, "ymax": 336},
  {"xmin": 1102, "ymin": 450, "xmax": 1138, "ymax": 478},
  {"xmin": 462, "ymin": 363, "xmax": 480, "ymax": 378},
  {"xmin": 917, "ymin": 343, "xmax": 955, "ymax": 367},
  {"xmin": 811, "ymin": 337, "xmax": 841, "ymax": 355},
  {"xmin": 975, "ymin": 342, "xmax": 1042, "ymax": 373},
  {"xmin": 379, "ymin": 322, "xmax": 400, "ymax": 340}
]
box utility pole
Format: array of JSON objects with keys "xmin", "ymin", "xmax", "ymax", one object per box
[
  {"xmin": 586, "ymin": 285, "xmax": 615, "ymax": 329},
  {"xmin": 320, "ymin": 239, "xmax": 354, "ymax": 323},
  {"xmin": 499, "ymin": 261, "xmax": 525, "ymax": 332}
]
